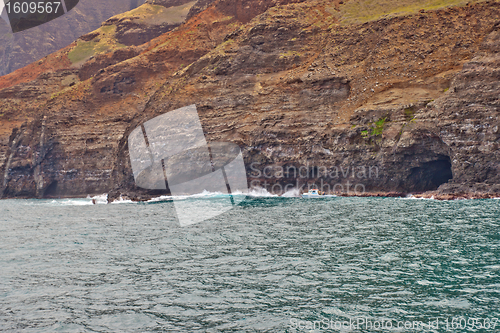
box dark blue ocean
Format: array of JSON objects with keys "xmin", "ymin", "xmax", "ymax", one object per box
[{"xmin": 0, "ymin": 196, "xmax": 499, "ymax": 332}]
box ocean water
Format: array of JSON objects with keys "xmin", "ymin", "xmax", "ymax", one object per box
[{"xmin": 0, "ymin": 196, "xmax": 499, "ymax": 332}]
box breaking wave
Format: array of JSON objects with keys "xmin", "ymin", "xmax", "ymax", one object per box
[{"xmin": 281, "ymin": 188, "xmax": 301, "ymax": 197}]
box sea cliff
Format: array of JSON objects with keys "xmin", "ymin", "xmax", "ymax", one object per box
[{"xmin": 0, "ymin": 0, "xmax": 498, "ymax": 200}]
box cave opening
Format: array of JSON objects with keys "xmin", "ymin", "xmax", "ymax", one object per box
[
  {"xmin": 44, "ymin": 181, "xmax": 58, "ymax": 197},
  {"xmin": 408, "ymin": 157, "xmax": 453, "ymax": 192}
]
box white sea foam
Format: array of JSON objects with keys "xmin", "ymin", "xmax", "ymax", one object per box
[
  {"xmin": 403, "ymin": 194, "xmax": 488, "ymax": 201},
  {"xmin": 88, "ymin": 193, "xmax": 108, "ymax": 204},
  {"xmin": 281, "ymin": 188, "xmax": 301, "ymax": 197},
  {"xmin": 39, "ymin": 193, "xmax": 110, "ymax": 206},
  {"xmin": 146, "ymin": 195, "xmax": 173, "ymax": 203},
  {"xmin": 111, "ymin": 196, "xmax": 135, "ymax": 204},
  {"xmin": 401, "ymin": 195, "xmax": 436, "ymax": 200},
  {"xmin": 36, "ymin": 186, "xmax": 308, "ymax": 206},
  {"xmin": 51, "ymin": 199, "xmax": 94, "ymax": 206},
  {"xmin": 246, "ymin": 187, "xmax": 278, "ymax": 197},
  {"xmin": 146, "ymin": 188, "xmax": 279, "ymax": 203}
]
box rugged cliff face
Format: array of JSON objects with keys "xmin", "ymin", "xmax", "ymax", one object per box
[
  {"xmin": 0, "ymin": 0, "xmax": 499, "ymax": 200},
  {"xmin": 0, "ymin": 0, "xmax": 148, "ymax": 76},
  {"xmin": 0, "ymin": 0, "xmax": 202, "ymax": 89}
]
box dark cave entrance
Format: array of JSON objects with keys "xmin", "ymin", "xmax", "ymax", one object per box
[
  {"xmin": 408, "ymin": 157, "xmax": 453, "ymax": 192},
  {"xmin": 43, "ymin": 181, "xmax": 58, "ymax": 197}
]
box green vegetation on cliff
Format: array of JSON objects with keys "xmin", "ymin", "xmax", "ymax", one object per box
[
  {"xmin": 340, "ymin": 0, "xmax": 495, "ymax": 24},
  {"xmin": 68, "ymin": 26, "xmax": 126, "ymax": 65},
  {"xmin": 67, "ymin": 2, "xmax": 196, "ymax": 65}
]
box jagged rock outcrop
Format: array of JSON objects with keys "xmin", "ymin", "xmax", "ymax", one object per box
[
  {"xmin": 0, "ymin": 0, "xmax": 499, "ymax": 200},
  {"xmin": 419, "ymin": 21, "xmax": 500, "ymax": 197}
]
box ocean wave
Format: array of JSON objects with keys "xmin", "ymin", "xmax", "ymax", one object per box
[
  {"xmin": 110, "ymin": 196, "xmax": 135, "ymax": 204},
  {"xmin": 281, "ymin": 188, "xmax": 301, "ymax": 198},
  {"xmin": 50, "ymin": 199, "xmax": 95, "ymax": 206},
  {"xmin": 144, "ymin": 188, "xmax": 280, "ymax": 202},
  {"xmin": 87, "ymin": 193, "xmax": 108, "ymax": 204},
  {"xmin": 400, "ymin": 195, "xmax": 436, "ymax": 200},
  {"xmin": 22, "ymin": 187, "xmax": 333, "ymax": 206},
  {"xmin": 246, "ymin": 187, "xmax": 279, "ymax": 197},
  {"xmin": 30, "ymin": 194, "xmax": 111, "ymax": 206},
  {"xmin": 145, "ymin": 190, "xmax": 226, "ymax": 203}
]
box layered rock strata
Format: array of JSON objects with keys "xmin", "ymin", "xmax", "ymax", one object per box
[{"xmin": 0, "ymin": 0, "xmax": 498, "ymax": 200}]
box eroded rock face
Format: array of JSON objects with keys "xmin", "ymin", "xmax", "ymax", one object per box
[
  {"xmin": 110, "ymin": 1, "xmax": 197, "ymax": 47},
  {"xmin": 422, "ymin": 22, "xmax": 500, "ymax": 196},
  {"xmin": 0, "ymin": 0, "xmax": 499, "ymax": 200},
  {"xmin": 108, "ymin": 0, "xmax": 500, "ymax": 200}
]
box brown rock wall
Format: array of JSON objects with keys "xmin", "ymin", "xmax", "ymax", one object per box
[{"xmin": 0, "ymin": 0, "xmax": 499, "ymax": 200}]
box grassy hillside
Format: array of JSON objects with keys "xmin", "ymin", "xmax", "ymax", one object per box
[
  {"xmin": 113, "ymin": 1, "xmax": 196, "ymax": 25},
  {"xmin": 68, "ymin": 2, "xmax": 195, "ymax": 66},
  {"xmin": 68, "ymin": 26, "xmax": 125, "ymax": 65},
  {"xmin": 340, "ymin": 0, "xmax": 497, "ymax": 24}
]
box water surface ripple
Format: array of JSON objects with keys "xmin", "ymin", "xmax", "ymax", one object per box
[{"xmin": 0, "ymin": 197, "xmax": 499, "ymax": 332}]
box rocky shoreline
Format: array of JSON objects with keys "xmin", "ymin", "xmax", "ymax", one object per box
[
  {"xmin": 2, "ymin": 187, "xmax": 498, "ymax": 201},
  {"xmin": 338, "ymin": 191, "xmax": 500, "ymax": 200}
]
